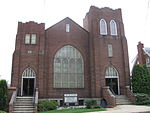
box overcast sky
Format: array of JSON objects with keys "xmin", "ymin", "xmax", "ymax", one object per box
[{"xmin": 0, "ymin": 0, "xmax": 150, "ymax": 83}]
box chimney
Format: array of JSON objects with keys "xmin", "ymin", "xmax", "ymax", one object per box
[{"xmin": 137, "ymin": 42, "xmax": 144, "ymax": 65}]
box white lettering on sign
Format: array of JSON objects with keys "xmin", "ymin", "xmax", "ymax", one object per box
[{"xmin": 64, "ymin": 94, "xmax": 78, "ymax": 97}]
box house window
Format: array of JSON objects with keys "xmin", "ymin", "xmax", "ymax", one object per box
[
  {"xmin": 146, "ymin": 57, "xmax": 150, "ymax": 67},
  {"xmin": 66, "ymin": 24, "xmax": 70, "ymax": 32},
  {"xmin": 54, "ymin": 45, "xmax": 84, "ymax": 88},
  {"xmin": 110, "ymin": 20, "xmax": 117, "ymax": 36},
  {"xmin": 25, "ymin": 34, "xmax": 30, "ymax": 44},
  {"xmin": 100, "ymin": 19, "xmax": 107, "ymax": 35},
  {"xmin": 108, "ymin": 44, "xmax": 113, "ymax": 57},
  {"xmin": 31, "ymin": 34, "xmax": 36, "ymax": 44}
]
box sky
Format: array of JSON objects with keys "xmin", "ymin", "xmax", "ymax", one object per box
[{"xmin": 0, "ymin": 0, "xmax": 150, "ymax": 83}]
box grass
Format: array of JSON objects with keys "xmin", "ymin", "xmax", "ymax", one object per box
[
  {"xmin": 40, "ymin": 108, "xmax": 106, "ymax": 113},
  {"xmin": 145, "ymin": 105, "xmax": 150, "ymax": 107}
]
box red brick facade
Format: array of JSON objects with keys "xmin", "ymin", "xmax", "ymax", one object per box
[
  {"xmin": 10, "ymin": 6, "xmax": 130, "ymax": 105},
  {"xmin": 136, "ymin": 42, "xmax": 150, "ymax": 70}
]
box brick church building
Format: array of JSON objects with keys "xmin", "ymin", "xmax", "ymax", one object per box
[{"xmin": 10, "ymin": 6, "xmax": 134, "ymax": 107}]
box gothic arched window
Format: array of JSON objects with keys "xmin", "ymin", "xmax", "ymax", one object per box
[
  {"xmin": 100, "ymin": 19, "xmax": 107, "ymax": 35},
  {"xmin": 110, "ymin": 20, "xmax": 117, "ymax": 36},
  {"xmin": 105, "ymin": 66, "xmax": 118, "ymax": 78},
  {"xmin": 22, "ymin": 67, "xmax": 36, "ymax": 78},
  {"xmin": 54, "ymin": 45, "xmax": 84, "ymax": 88}
]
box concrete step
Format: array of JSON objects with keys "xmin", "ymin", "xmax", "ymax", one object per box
[
  {"xmin": 116, "ymin": 95, "xmax": 132, "ymax": 105},
  {"xmin": 13, "ymin": 111, "xmax": 34, "ymax": 113},
  {"xmin": 14, "ymin": 107, "xmax": 34, "ymax": 111},
  {"xmin": 13, "ymin": 96, "xmax": 35, "ymax": 113},
  {"xmin": 14, "ymin": 106, "xmax": 34, "ymax": 108}
]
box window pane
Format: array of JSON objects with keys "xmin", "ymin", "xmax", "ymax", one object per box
[
  {"xmin": 31, "ymin": 34, "xmax": 36, "ymax": 44},
  {"xmin": 110, "ymin": 20, "xmax": 117, "ymax": 36},
  {"xmin": 108, "ymin": 44, "xmax": 113, "ymax": 57},
  {"xmin": 100, "ymin": 19, "xmax": 107, "ymax": 35},
  {"xmin": 66, "ymin": 24, "xmax": 70, "ymax": 32},
  {"xmin": 25, "ymin": 34, "xmax": 30, "ymax": 44},
  {"xmin": 54, "ymin": 45, "xmax": 84, "ymax": 88}
]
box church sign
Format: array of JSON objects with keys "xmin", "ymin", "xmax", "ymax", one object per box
[{"xmin": 64, "ymin": 94, "xmax": 78, "ymax": 103}]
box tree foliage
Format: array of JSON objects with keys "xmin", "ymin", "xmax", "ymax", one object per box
[
  {"xmin": 0, "ymin": 80, "xmax": 8, "ymax": 111},
  {"xmin": 132, "ymin": 64, "xmax": 150, "ymax": 94}
]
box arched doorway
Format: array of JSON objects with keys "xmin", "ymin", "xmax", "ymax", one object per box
[
  {"xmin": 105, "ymin": 66, "xmax": 120, "ymax": 95},
  {"xmin": 21, "ymin": 67, "xmax": 36, "ymax": 96}
]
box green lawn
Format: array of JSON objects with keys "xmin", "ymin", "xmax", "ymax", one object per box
[
  {"xmin": 40, "ymin": 108, "xmax": 106, "ymax": 113},
  {"xmin": 145, "ymin": 105, "xmax": 150, "ymax": 107}
]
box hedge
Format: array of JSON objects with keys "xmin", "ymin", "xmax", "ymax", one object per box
[{"xmin": 0, "ymin": 80, "xmax": 8, "ymax": 111}]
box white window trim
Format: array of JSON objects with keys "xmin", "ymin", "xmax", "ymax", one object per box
[
  {"xmin": 66, "ymin": 24, "xmax": 70, "ymax": 32},
  {"xmin": 108, "ymin": 44, "xmax": 113, "ymax": 57},
  {"xmin": 110, "ymin": 20, "xmax": 117, "ymax": 36},
  {"xmin": 31, "ymin": 34, "xmax": 36, "ymax": 44},
  {"xmin": 100, "ymin": 19, "xmax": 107, "ymax": 35},
  {"xmin": 25, "ymin": 34, "xmax": 30, "ymax": 44}
]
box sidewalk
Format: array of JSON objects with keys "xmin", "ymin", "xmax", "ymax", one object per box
[{"xmin": 87, "ymin": 105, "xmax": 150, "ymax": 113}]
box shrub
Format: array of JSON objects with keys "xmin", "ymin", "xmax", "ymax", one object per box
[
  {"xmin": 134, "ymin": 93, "xmax": 150, "ymax": 105},
  {"xmin": 85, "ymin": 99, "xmax": 100, "ymax": 109},
  {"xmin": 132, "ymin": 65, "xmax": 150, "ymax": 94},
  {"xmin": 0, "ymin": 110, "xmax": 6, "ymax": 113},
  {"xmin": 38, "ymin": 100, "xmax": 58, "ymax": 112},
  {"xmin": 0, "ymin": 80, "xmax": 8, "ymax": 111}
]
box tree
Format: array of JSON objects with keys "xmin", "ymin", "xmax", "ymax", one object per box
[
  {"xmin": 0, "ymin": 80, "xmax": 8, "ymax": 111},
  {"xmin": 132, "ymin": 64, "xmax": 150, "ymax": 94}
]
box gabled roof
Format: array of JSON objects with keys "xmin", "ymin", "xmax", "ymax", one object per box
[
  {"xmin": 143, "ymin": 47, "xmax": 150, "ymax": 57},
  {"xmin": 46, "ymin": 17, "xmax": 88, "ymax": 33}
]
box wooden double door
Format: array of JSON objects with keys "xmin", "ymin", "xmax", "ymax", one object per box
[
  {"xmin": 106, "ymin": 78, "xmax": 119, "ymax": 95},
  {"xmin": 22, "ymin": 78, "xmax": 35, "ymax": 96}
]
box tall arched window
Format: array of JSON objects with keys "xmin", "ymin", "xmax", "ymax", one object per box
[
  {"xmin": 100, "ymin": 19, "xmax": 107, "ymax": 35},
  {"xmin": 110, "ymin": 20, "xmax": 117, "ymax": 36},
  {"xmin": 54, "ymin": 45, "xmax": 84, "ymax": 88},
  {"xmin": 105, "ymin": 66, "xmax": 118, "ymax": 78}
]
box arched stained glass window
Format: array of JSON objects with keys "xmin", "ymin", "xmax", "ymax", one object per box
[
  {"xmin": 100, "ymin": 19, "xmax": 107, "ymax": 35},
  {"xmin": 22, "ymin": 67, "xmax": 36, "ymax": 78},
  {"xmin": 54, "ymin": 45, "xmax": 84, "ymax": 88},
  {"xmin": 110, "ymin": 20, "xmax": 117, "ymax": 36},
  {"xmin": 105, "ymin": 66, "xmax": 118, "ymax": 78}
]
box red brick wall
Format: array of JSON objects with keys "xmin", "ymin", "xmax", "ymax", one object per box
[
  {"xmin": 11, "ymin": 6, "xmax": 130, "ymax": 101},
  {"xmin": 45, "ymin": 18, "xmax": 90, "ymax": 98},
  {"xmin": 83, "ymin": 6, "xmax": 130, "ymax": 97}
]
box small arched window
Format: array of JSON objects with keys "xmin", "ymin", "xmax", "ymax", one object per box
[
  {"xmin": 105, "ymin": 66, "xmax": 118, "ymax": 78},
  {"xmin": 100, "ymin": 19, "xmax": 107, "ymax": 35},
  {"xmin": 110, "ymin": 20, "xmax": 117, "ymax": 36},
  {"xmin": 22, "ymin": 67, "xmax": 36, "ymax": 78}
]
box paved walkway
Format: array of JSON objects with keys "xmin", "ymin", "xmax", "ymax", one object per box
[{"xmin": 88, "ymin": 105, "xmax": 150, "ymax": 113}]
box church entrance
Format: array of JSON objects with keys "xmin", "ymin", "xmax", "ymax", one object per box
[
  {"xmin": 22, "ymin": 78, "xmax": 35, "ymax": 96},
  {"xmin": 106, "ymin": 78, "xmax": 118, "ymax": 95},
  {"xmin": 105, "ymin": 66, "xmax": 120, "ymax": 95},
  {"xmin": 21, "ymin": 67, "xmax": 36, "ymax": 96}
]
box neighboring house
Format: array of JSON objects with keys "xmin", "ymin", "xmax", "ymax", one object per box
[
  {"xmin": 136, "ymin": 42, "xmax": 150, "ymax": 69},
  {"xmin": 10, "ymin": 6, "xmax": 133, "ymax": 107}
]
